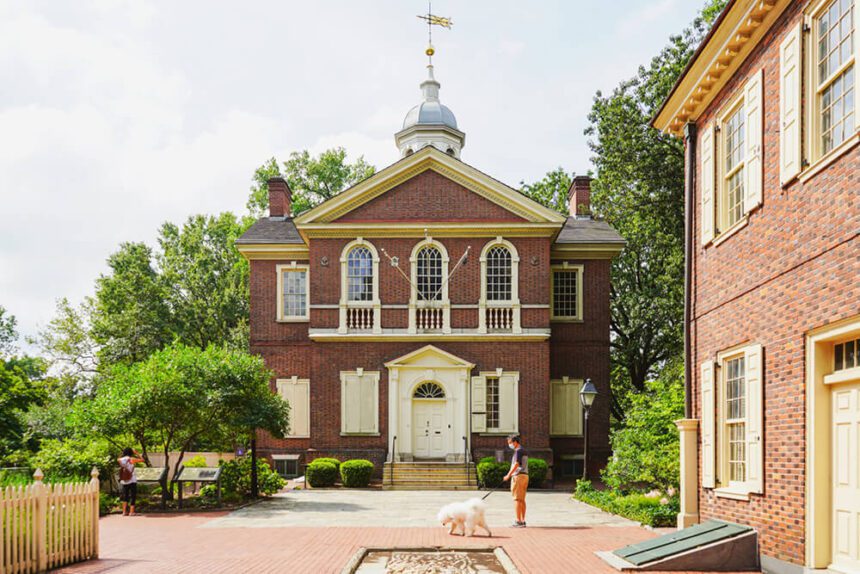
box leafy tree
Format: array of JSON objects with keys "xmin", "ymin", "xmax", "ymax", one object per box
[
  {"xmin": 247, "ymin": 148, "xmax": 376, "ymax": 216},
  {"xmin": 36, "ymin": 298, "xmax": 99, "ymax": 382},
  {"xmin": 519, "ymin": 168, "xmax": 574, "ymax": 214},
  {"xmin": 0, "ymin": 306, "xmax": 17, "ymax": 357},
  {"xmin": 0, "ymin": 356, "xmax": 48, "ymax": 463}
]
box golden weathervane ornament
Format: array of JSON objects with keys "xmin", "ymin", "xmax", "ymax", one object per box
[{"xmin": 416, "ymin": 2, "xmax": 452, "ymax": 63}]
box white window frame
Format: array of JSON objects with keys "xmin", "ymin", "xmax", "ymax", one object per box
[
  {"xmin": 550, "ymin": 263, "xmax": 584, "ymax": 322},
  {"xmin": 276, "ymin": 376, "xmax": 310, "ymax": 438},
  {"xmin": 338, "ymin": 238, "xmax": 381, "ymax": 334},
  {"xmin": 550, "ymin": 377, "xmax": 584, "ymax": 437},
  {"xmin": 339, "ymin": 369, "xmax": 380, "ymax": 436},
  {"xmin": 720, "ymin": 352, "xmax": 748, "ymax": 489},
  {"xmin": 276, "ymin": 263, "xmax": 310, "ymax": 322},
  {"xmin": 717, "ymin": 97, "xmax": 747, "ymax": 234},
  {"xmin": 471, "ymin": 370, "xmax": 519, "ymax": 435},
  {"xmin": 478, "ymin": 237, "xmax": 521, "ymax": 334},
  {"xmin": 408, "ymin": 238, "xmax": 451, "ymax": 333}
]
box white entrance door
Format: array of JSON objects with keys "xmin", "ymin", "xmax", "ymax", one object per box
[
  {"xmin": 413, "ymin": 401, "xmax": 446, "ymax": 458},
  {"xmin": 832, "ymin": 383, "xmax": 860, "ymax": 572}
]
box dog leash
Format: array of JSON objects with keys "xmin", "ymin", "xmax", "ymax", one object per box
[{"xmin": 480, "ymin": 479, "xmax": 506, "ymax": 500}]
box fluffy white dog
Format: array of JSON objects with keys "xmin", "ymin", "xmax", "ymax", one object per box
[{"xmin": 437, "ymin": 497, "xmax": 492, "ymax": 537}]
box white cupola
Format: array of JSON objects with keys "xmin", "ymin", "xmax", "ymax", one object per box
[{"xmin": 395, "ymin": 64, "xmax": 465, "ymax": 158}]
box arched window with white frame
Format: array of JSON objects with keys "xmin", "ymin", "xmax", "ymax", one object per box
[
  {"xmin": 479, "ymin": 238, "xmax": 520, "ymax": 333},
  {"xmin": 339, "ymin": 239, "xmax": 381, "ymax": 333},
  {"xmin": 409, "ymin": 238, "xmax": 450, "ymax": 333}
]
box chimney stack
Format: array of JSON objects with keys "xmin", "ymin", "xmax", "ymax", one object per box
[
  {"xmin": 568, "ymin": 176, "xmax": 591, "ymax": 218},
  {"xmin": 268, "ymin": 177, "xmax": 292, "ymax": 217}
]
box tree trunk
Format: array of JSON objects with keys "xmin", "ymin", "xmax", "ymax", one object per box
[{"xmin": 250, "ymin": 436, "xmax": 258, "ymax": 499}]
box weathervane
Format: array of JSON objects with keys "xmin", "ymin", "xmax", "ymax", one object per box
[{"xmin": 416, "ymin": 2, "xmax": 452, "ymax": 64}]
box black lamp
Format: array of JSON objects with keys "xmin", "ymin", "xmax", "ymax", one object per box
[{"xmin": 579, "ymin": 378, "xmax": 598, "ymax": 480}]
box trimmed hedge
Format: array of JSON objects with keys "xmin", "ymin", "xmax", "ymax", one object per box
[
  {"xmin": 306, "ymin": 461, "xmax": 337, "ymax": 487},
  {"xmin": 477, "ymin": 456, "xmax": 549, "ymax": 488},
  {"xmin": 573, "ymin": 480, "xmax": 678, "ymax": 527},
  {"xmin": 528, "ymin": 458, "xmax": 548, "ymax": 487},
  {"xmin": 309, "ymin": 457, "xmax": 341, "ymax": 472},
  {"xmin": 340, "ymin": 459, "xmax": 374, "ymax": 487}
]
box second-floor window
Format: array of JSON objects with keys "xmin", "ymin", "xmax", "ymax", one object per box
[
  {"xmin": 416, "ymin": 246, "xmax": 443, "ymax": 301},
  {"xmin": 486, "ymin": 246, "xmax": 512, "ymax": 301},
  {"xmin": 277, "ymin": 264, "xmax": 309, "ymax": 321},
  {"xmin": 721, "ymin": 104, "xmax": 746, "ymax": 231},
  {"xmin": 347, "ymin": 246, "xmax": 374, "ymax": 302},
  {"xmin": 816, "ymin": 0, "xmax": 855, "ymax": 154}
]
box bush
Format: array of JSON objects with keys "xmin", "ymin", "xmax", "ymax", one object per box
[
  {"xmin": 99, "ymin": 493, "xmax": 119, "ymax": 516},
  {"xmin": 309, "ymin": 457, "xmax": 341, "ymax": 472},
  {"xmin": 528, "ymin": 458, "xmax": 548, "ymax": 488},
  {"xmin": 476, "ymin": 460, "xmax": 507, "ymax": 489},
  {"xmin": 218, "ymin": 456, "xmax": 285, "ymax": 497},
  {"xmin": 340, "ymin": 459, "xmax": 374, "ymax": 487},
  {"xmin": 30, "ymin": 438, "xmax": 114, "ymax": 482},
  {"xmin": 573, "ymin": 479, "xmax": 679, "ymax": 527},
  {"xmin": 183, "ymin": 455, "xmax": 208, "ymax": 467},
  {"xmin": 306, "ymin": 461, "xmax": 337, "ymax": 487}
]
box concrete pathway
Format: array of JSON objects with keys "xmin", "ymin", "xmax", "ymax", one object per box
[{"xmin": 202, "ymin": 489, "xmax": 637, "ymax": 529}]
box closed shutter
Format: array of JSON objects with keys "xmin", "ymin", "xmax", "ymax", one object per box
[
  {"xmin": 359, "ymin": 374, "xmax": 377, "ymax": 434},
  {"xmin": 341, "ymin": 372, "xmax": 378, "ymax": 434},
  {"xmin": 472, "ymin": 376, "xmax": 487, "ymax": 432},
  {"xmin": 744, "ymin": 344, "xmax": 764, "ymax": 494},
  {"xmin": 701, "ymin": 361, "xmax": 716, "ymax": 488},
  {"xmin": 780, "ymin": 25, "xmax": 803, "ymax": 185},
  {"xmin": 744, "ymin": 69, "xmax": 764, "ymax": 213},
  {"xmin": 277, "ymin": 378, "xmax": 310, "ymax": 437},
  {"xmin": 700, "ymin": 125, "xmax": 716, "ymax": 245},
  {"xmin": 498, "ymin": 373, "xmax": 519, "ymax": 433},
  {"xmin": 551, "ymin": 379, "xmax": 583, "ymax": 436}
]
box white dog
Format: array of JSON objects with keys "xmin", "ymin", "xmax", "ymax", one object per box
[{"xmin": 437, "ymin": 497, "xmax": 492, "ymax": 537}]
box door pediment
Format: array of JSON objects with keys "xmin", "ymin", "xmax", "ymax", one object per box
[{"xmin": 385, "ymin": 345, "xmax": 475, "ymax": 370}]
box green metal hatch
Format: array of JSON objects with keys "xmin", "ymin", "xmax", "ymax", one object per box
[{"xmin": 612, "ymin": 520, "xmax": 753, "ymax": 566}]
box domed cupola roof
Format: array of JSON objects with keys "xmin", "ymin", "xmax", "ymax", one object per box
[
  {"xmin": 402, "ymin": 66, "xmax": 458, "ymax": 130},
  {"xmin": 395, "ymin": 64, "xmax": 465, "ymax": 158}
]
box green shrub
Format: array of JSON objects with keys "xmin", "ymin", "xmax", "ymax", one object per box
[
  {"xmin": 340, "ymin": 459, "xmax": 373, "ymax": 487},
  {"xmin": 99, "ymin": 493, "xmax": 119, "ymax": 516},
  {"xmin": 309, "ymin": 457, "xmax": 341, "ymax": 471},
  {"xmin": 30, "ymin": 438, "xmax": 114, "ymax": 482},
  {"xmin": 476, "ymin": 460, "xmax": 507, "ymax": 489},
  {"xmin": 306, "ymin": 461, "xmax": 337, "ymax": 487},
  {"xmin": 573, "ymin": 479, "xmax": 679, "ymax": 527},
  {"xmin": 527, "ymin": 458, "xmax": 548, "ymax": 488},
  {"xmin": 183, "ymin": 455, "xmax": 208, "ymax": 467},
  {"xmin": 218, "ymin": 456, "xmax": 285, "ymax": 497},
  {"xmin": 479, "ymin": 456, "xmax": 497, "ymax": 465}
]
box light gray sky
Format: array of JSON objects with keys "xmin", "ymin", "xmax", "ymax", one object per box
[{"xmin": 0, "ymin": 0, "xmax": 702, "ymax": 346}]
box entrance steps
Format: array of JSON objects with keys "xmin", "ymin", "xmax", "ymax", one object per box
[{"xmin": 382, "ymin": 461, "xmax": 478, "ymax": 491}]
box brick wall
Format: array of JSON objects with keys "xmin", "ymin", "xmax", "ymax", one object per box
[{"xmin": 690, "ymin": 0, "xmax": 860, "ymax": 564}]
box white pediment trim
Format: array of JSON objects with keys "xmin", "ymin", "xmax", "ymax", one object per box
[{"xmin": 384, "ymin": 344, "xmax": 475, "ymax": 370}]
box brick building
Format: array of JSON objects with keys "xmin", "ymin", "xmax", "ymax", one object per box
[
  {"xmin": 237, "ymin": 62, "xmax": 623, "ymax": 487},
  {"xmin": 653, "ymin": 0, "xmax": 859, "ymax": 572}
]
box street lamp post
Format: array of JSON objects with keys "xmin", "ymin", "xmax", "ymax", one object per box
[{"xmin": 579, "ymin": 378, "xmax": 598, "ymax": 480}]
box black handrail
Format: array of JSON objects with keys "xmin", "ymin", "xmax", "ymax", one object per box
[
  {"xmin": 390, "ymin": 435, "xmax": 397, "ymax": 487},
  {"xmin": 463, "ymin": 436, "xmax": 469, "ymax": 487}
]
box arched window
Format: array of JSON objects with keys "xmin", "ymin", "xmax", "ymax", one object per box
[
  {"xmin": 347, "ymin": 246, "xmax": 374, "ymax": 302},
  {"xmin": 413, "ymin": 382, "xmax": 446, "ymax": 399},
  {"xmin": 485, "ymin": 245, "xmax": 512, "ymax": 301},
  {"xmin": 416, "ymin": 246, "xmax": 443, "ymax": 301}
]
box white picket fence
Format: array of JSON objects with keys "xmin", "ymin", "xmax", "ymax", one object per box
[{"xmin": 1, "ymin": 468, "xmax": 99, "ymax": 573}]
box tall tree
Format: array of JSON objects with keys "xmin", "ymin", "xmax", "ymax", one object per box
[
  {"xmin": 0, "ymin": 306, "xmax": 18, "ymax": 358},
  {"xmin": 247, "ymin": 148, "xmax": 375, "ymax": 216},
  {"xmin": 519, "ymin": 168, "xmax": 574, "ymax": 214}
]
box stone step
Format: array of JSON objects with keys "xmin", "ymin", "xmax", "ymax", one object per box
[{"xmin": 383, "ymin": 485, "xmax": 481, "ymax": 491}]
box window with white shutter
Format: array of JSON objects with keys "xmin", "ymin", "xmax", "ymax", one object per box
[
  {"xmin": 340, "ymin": 371, "xmax": 379, "ymax": 435},
  {"xmin": 743, "ymin": 70, "xmax": 763, "ymax": 214},
  {"xmin": 700, "ymin": 126, "xmax": 715, "ymax": 246},
  {"xmin": 701, "ymin": 361, "xmax": 716, "ymax": 488},
  {"xmin": 472, "ymin": 372, "xmax": 518, "ymax": 433},
  {"xmin": 780, "ymin": 24, "xmax": 803, "ymax": 184},
  {"xmin": 550, "ymin": 378, "xmax": 583, "ymax": 436},
  {"xmin": 277, "ymin": 377, "xmax": 310, "ymax": 437}
]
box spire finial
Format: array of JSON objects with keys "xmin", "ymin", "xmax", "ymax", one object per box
[{"xmin": 417, "ymin": 2, "xmax": 452, "ymax": 66}]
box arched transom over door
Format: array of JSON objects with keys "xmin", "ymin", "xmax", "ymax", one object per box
[
  {"xmin": 413, "ymin": 382, "xmax": 445, "ymax": 399},
  {"xmin": 412, "ymin": 382, "xmax": 447, "ymax": 459}
]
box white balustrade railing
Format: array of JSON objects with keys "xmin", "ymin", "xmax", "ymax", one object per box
[
  {"xmin": 346, "ymin": 306, "xmax": 375, "ymax": 331},
  {"xmin": 415, "ymin": 307, "xmax": 444, "ymax": 331},
  {"xmin": 485, "ymin": 306, "xmax": 515, "ymax": 331}
]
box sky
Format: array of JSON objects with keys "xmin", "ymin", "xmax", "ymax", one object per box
[{"xmin": 0, "ymin": 0, "xmax": 704, "ymax": 348}]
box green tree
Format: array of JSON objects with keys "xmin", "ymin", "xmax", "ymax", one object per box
[
  {"xmin": 0, "ymin": 355, "xmax": 48, "ymax": 463},
  {"xmin": 247, "ymin": 148, "xmax": 376, "ymax": 216},
  {"xmin": 519, "ymin": 168, "xmax": 574, "ymax": 214},
  {"xmin": 0, "ymin": 306, "xmax": 17, "ymax": 357},
  {"xmin": 584, "ymin": 0, "xmax": 727, "ymax": 419},
  {"xmin": 36, "ymin": 298, "xmax": 99, "ymax": 382}
]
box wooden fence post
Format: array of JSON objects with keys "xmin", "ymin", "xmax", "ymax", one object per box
[
  {"xmin": 34, "ymin": 468, "xmax": 48, "ymax": 573},
  {"xmin": 90, "ymin": 467, "xmax": 100, "ymax": 559}
]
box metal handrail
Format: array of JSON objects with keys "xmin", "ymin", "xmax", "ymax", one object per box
[
  {"xmin": 390, "ymin": 435, "xmax": 397, "ymax": 487},
  {"xmin": 463, "ymin": 436, "xmax": 469, "ymax": 487}
]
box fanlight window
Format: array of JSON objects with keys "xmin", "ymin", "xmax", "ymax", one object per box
[
  {"xmin": 347, "ymin": 247, "xmax": 374, "ymax": 301},
  {"xmin": 413, "ymin": 382, "xmax": 446, "ymax": 399},
  {"xmin": 486, "ymin": 246, "xmax": 512, "ymax": 301},
  {"xmin": 416, "ymin": 246, "xmax": 443, "ymax": 301}
]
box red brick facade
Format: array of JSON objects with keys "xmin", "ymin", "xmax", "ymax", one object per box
[{"xmin": 680, "ymin": 1, "xmax": 860, "ymax": 567}]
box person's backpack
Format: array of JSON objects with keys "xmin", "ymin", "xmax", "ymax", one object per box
[{"xmin": 119, "ymin": 459, "xmax": 133, "ymax": 482}]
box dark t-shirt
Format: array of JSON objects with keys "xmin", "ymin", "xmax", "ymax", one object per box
[{"xmin": 511, "ymin": 446, "xmax": 528, "ymax": 476}]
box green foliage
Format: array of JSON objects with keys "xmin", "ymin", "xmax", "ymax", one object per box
[
  {"xmin": 0, "ymin": 305, "xmax": 18, "ymax": 357},
  {"xmin": 99, "ymin": 492, "xmax": 120, "ymax": 516},
  {"xmin": 0, "ymin": 355, "xmax": 48, "ymax": 463},
  {"xmin": 310, "ymin": 457, "xmax": 341, "ymax": 472},
  {"xmin": 218, "ymin": 456, "xmax": 285, "ymax": 497},
  {"xmin": 29, "ymin": 438, "xmax": 114, "ymax": 482},
  {"xmin": 340, "ymin": 459, "xmax": 374, "ymax": 487},
  {"xmin": 527, "ymin": 458, "xmax": 548, "ymax": 488},
  {"xmin": 476, "ymin": 460, "xmax": 507, "ymax": 489},
  {"xmin": 574, "ymin": 480, "xmax": 679, "ymax": 527},
  {"xmin": 0, "ymin": 467, "xmax": 32, "ymax": 487},
  {"xmin": 519, "ymin": 168, "xmax": 573, "ymax": 214},
  {"xmin": 306, "ymin": 461, "xmax": 337, "ymax": 487},
  {"xmin": 183, "ymin": 455, "xmax": 208, "ymax": 468},
  {"xmin": 602, "ymin": 362, "xmax": 685, "ymax": 490},
  {"xmin": 247, "ymin": 148, "xmax": 376, "ymax": 216}
]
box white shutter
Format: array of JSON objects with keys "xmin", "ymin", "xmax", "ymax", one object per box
[
  {"xmin": 745, "ymin": 344, "xmax": 764, "ymax": 494},
  {"xmin": 498, "ymin": 373, "xmax": 519, "ymax": 432},
  {"xmin": 277, "ymin": 378, "xmax": 310, "ymax": 437},
  {"xmin": 341, "ymin": 373, "xmax": 361, "ymax": 433},
  {"xmin": 472, "ymin": 376, "xmax": 487, "ymax": 432},
  {"xmin": 700, "ymin": 125, "xmax": 716, "ymax": 245},
  {"xmin": 780, "ymin": 25, "xmax": 803, "ymax": 185},
  {"xmin": 856, "ymin": 1, "xmax": 860, "ymax": 118},
  {"xmin": 744, "ymin": 69, "xmax": 764, "ymax": 213},
  {"xmin": 701, "ymin": 361, "xmax": 716, "ymax": 488}
]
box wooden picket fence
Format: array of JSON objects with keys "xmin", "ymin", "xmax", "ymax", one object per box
[{"xmin": 1, "ymin": 468, "xmax": 99, "ymax": 573}]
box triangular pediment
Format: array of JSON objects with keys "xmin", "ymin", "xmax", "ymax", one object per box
[
  {"xmin": 384, "ymin": 345, "xmax": 475, "ymax": 369},
  {"xmin": 294, "ymin": 146, "xmax": 567, "ymax": 225}
]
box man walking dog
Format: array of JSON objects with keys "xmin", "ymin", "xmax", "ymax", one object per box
[{"xmin": 502, "ymin": 434, "xmax": 528, "ymax": 527}]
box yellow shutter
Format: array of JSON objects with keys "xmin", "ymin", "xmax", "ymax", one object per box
[
  {"xmin": 700, "ymin": 125, "xmax": 715, "ymax": 245},
  {"xmin": 701, "ymin": 361, "xmax": 716, "ymax": 488},
  {"xmin": 471, "ymin": 376, "xmax": 487, "ymax": 432},
  {"xmin": 294, "ymin": 380, "xmax": 310, "ymax": 437},
  {"xmin": 550, "ymin": 381, "xmax": 566, "ymax": 435},
  {"xmin": 498, "ymin": 373, "xmax": 519, "ymax": 433},
  {"xmin": 744, "ymin": 69, "xmax": 764, "ymax": 213},
  {"xmin": 571, "ymin": 380, "xmax": 583, "ymax": 435},
  {"xmin": 780, "ymin": 24, "xmax": 803, "ymax": 185},
  {"xmin": 744, "ymin": 344, "xmax": 764, "ymax": 494}
]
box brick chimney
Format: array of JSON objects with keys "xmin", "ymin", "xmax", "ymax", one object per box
[
  {"xmin": 568, "ymin": 175, "xmax": 591, "ymax": 218},
  {"xmin": 268, "ymin": 177, "xmax": 292, "ymax": 217}
]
